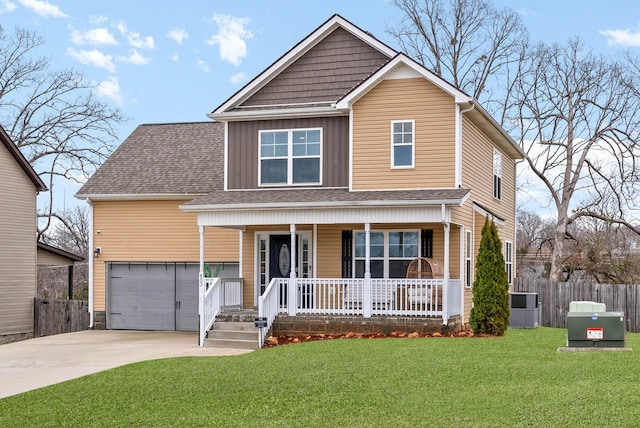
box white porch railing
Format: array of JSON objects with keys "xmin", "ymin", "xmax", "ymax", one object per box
[
  {"xmin": 258, "ymin": 278, "xmax": 280, "ymax": 348},
  {"xmin": 199, "ymin": 276, "xmax": 221, "ymax": 347},
  {"xmin": 260, "ymin": 278, "xmax": 463, "ymax": 324}
]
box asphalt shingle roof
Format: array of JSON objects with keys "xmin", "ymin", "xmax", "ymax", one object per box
[
  {"xmin": 76, "ymin": 122, "xmax": 223, "ymax": 197},
  {"xmin": 182, "ymin": 188, "xmax": 471, "ymax": 209},
  {"xmin": 77, "ymin": 121, "xmax": 470, "ymax": 208}
]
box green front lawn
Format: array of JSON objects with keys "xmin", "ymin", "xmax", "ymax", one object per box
[{"xmin": 2, "ymin": 328, "xmax": 640, "ymax": 427}]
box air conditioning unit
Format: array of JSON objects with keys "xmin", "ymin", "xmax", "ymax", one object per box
[{"xmin": 509, "ymin": 292, "xmax": 541, "ymax": 328}]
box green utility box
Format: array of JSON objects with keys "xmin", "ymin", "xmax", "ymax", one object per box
[{"xmin": 567, "ymin": 311, "xmax": 626, "ymax": 348}]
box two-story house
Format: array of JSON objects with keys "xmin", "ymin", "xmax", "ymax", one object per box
[
  {"xmin": 76, "ymin": 15, "xmax": 523, "ymax": 345},
  {"xmin": 1, "ymin": 126, "xmax": 48, "ymax": 343}
]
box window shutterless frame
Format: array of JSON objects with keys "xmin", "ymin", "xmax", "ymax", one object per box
[
  {"xmin": 258, "ymin": 127, "xmax": 322, "ymax": 186},
  {"xmin": 391, "ymin": 120, "xmax": 415, "ymax": 169},
  {"xmin": 493, "ymin": 149, "xmax": 502, "ymax": 200}
]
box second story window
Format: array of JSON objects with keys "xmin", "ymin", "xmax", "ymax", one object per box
[
  {"xmin": 259, "ymin": 128, "xmax": 321, "ymax": 186},
  {"xmin": 493, "ymin": 149, "xmax": 502, "ymax": 200},
  {"xmin": 391, "ymin": 120, "xmax": 414, "ymax": 168}
]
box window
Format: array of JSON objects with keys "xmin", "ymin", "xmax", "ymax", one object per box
[
  {"xmin": 355, "ymin": 231, "xmax": 384, "ymax": 278},
  {"xmin": 505, "ymin": 241, "xmax": 513, "ymax": 285},
  {"xmin": 465, "ymin": 230, "xmax": 473, "ymax": 288},
  {"xmin": 354, "ymin": 230, "xmax": 419, "ymax": 278},
  {"xmin": 259, "ymin": 128, "xmax": 321, "ymax": 185},
  {"xmin": 391, "ymin": 120, "xmax": 414, "ymax": 168},
  {"xmin": 493, "ymin": 149, "xmax": 502, "ymax": 200}
]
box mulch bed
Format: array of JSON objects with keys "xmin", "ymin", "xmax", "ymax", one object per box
[{"xmin": 263, "ymin": 329, "xmax": 484, "ymax": 347}]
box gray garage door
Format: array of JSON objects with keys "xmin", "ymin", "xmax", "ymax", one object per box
[{"xmin": 107, "ymin": 262, "xmax": 199, "ymax": 331}]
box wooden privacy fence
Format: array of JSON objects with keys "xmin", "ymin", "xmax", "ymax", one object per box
[
  {"xmin": 34, "ymin": 298, "xmax": 90, "ymax": 337},
  {"xmin": 514, "ymin": 278, "xmax": 640, "ymax": 332}
]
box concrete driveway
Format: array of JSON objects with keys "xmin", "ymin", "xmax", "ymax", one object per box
[{"xmin": 0, "ymin": 330, "xmax": 253, "ymax": 399}]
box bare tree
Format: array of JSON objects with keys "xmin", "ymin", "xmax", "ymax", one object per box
[
  {"xmin": 0, "ymin": 26, "xmax": 126, "ymax": 238},
  {"xmin": 507, "ymin": 39, "xmax": 640, "ymax": 281},
  {"xmin": 41, "ymin": 206, "xmax": 90, "ymax": 257},
  {"xmin": 387, "ymin": 0, "xmax": 529, "ymax": 107}
]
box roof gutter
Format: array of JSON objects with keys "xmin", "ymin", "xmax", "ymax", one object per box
[{"xmin": 208, "ymin": 106, "xmax": 344, "ymax": 123}]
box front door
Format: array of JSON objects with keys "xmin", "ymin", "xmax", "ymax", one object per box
[{"xmin": 270, "ymin": 235, "xmax": 292, "ymax": 305}]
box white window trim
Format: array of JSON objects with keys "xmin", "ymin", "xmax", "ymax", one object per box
[
  {"xmin": 465, "ymin": 230, "xmax": 473, "ymax": 289},
  {"xmin": 258, "ymin": 127, "xmax": 323, "ymax": 186},
  {"xmin": 391, "ymin": 120, "xmax": 415, "ymax": 169},
  {"xmin": 353, "ymin": 229, "xmax": 420, "ymax": 278},
  {"xmin": 505, "ymin": 240, "xmax": 513, "ymax": 285},
  {"xmin": 493, "ymin": 149, "xmax": 502, "ymax": 200}
]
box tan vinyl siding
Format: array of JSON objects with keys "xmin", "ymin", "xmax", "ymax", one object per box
[
  {"xmin": 0, "ymin": 144, "xmax": 37, "ymax": 336},
  {"xmin": 352, "ymin": 78, "xmax": 456, "ymax": 190},
  {"xmin": 37, "ymin": 249, "xmax": 75, "ymax": 266},
  {"xmin": 92, "ymin": 200, "xmax": 239, "ymax": 311}
]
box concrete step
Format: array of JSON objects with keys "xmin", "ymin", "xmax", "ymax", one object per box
[
  {"xmin": 208, "ymin": 329, "xmax": 258, "ymax": 341},
  {"xmin": 205, "ymin": 319, "xmax": 259, "ymax": 349},
  {"xmin": 212, "ymin": 321, "xmax": 257, "ymax": 332},
  {"xmin": 216, "ymin": 311, "xmax": 259, "ymax": 323},
  {"xmin": 204, "ymin": 337, "xmax": 259, "ymax": 350}
]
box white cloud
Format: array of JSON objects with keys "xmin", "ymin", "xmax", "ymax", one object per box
[
  {"xmin": 599, "ymin": 28, "xmax": 640, "ymax": 47},
  {"xmin": 70, "ymin": 27, "xmax": 118, "ymax": 46},
  {"xmin": 89, "ymin": 15, "xmax": 107, "ymax": 25},
  {"xmin": 18, "ymin": 0, "xmax": 67, "ymax": 18},
  {"xmin": 118, "ymin": 49, "xmax": 150, "ymax": 65},
  {"xmin": 171, "ymin": 52, "xmax": 179, "ymax": 61},
  {"xmin": 167, "ymin": 27, "xmax": 188, "ymax": 44},
  {"xmin": 206, "ymin": 14, "xmax": 253, "ymax": 66},
  {"xmin": 0, "ymin": 0, "xmax": 17, "ymax": 15},
  {"xmin": 66, "ymin": 47, "xmax": 115, "ymax": 72},
  {"xmin": 230, "ymin": 72, "xmax": 247, "ymax": 85},
  {"xmin": 196, "ymin": 59, "xmax": 211, "ymax": 73},
  {"xmin": 117, "ymin": 22, "xmax": 154, "ymax": 49},
  {"xmin": 95, "ymin": 76, "xmax": 123, "ymax": 106}
]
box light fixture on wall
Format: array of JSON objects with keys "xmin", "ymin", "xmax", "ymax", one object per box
[{"xmin": 94, "ymin": 247, "xmax": 101, "ymax": 258}]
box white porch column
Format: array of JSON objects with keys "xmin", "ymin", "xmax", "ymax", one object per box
[
  {"xmin": 199, "ymin": 225, "xmax": 205, "ymax": 281},
  {"xmin": 442, "ymin": 219, "xmax": 450, "ymax": 325},
  {"xmin": 363, "ymin": 222, "xmax": 372, "ymax": 317},
  {"xmin": 288, "ymin": 224, "xmax": 297, "ymax": 316},
  {"xmin": 198, "ymin": 224, "xmax": 205, "ymax": 346}
]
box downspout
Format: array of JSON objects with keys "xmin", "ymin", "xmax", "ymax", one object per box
[
  {"xmin": 87, "ymin": 198, "xmax": 94, "ymax": 328},
  {"xmin": 513, "ymin": 158, "xmax": 526, "ymax": 287},
  {"xmin": 456, "ymin": 102, "xmax": 475, "ymax": 187}
]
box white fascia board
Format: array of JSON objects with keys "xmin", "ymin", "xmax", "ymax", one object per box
[
  {"xmin": 336, "ymin": 54, "xmax": 471, "ymax": 109},
  {"xmin": 209, "ymin": 106, "xmax": 345, "ymax": 122},
  {"xmin": 467, "ymin": 102, "xmax": 526, "ymax": 159},
  {"xmin": 473, "ymin": 203, "xmax": 506, "ymax": 227},
  {"xmin": 212, "ymin": 15, "xmax": 396, "ymax": 115},
  {"xmin": 74, "ymin": 193, "xmax": 207, "ymax": 201}
]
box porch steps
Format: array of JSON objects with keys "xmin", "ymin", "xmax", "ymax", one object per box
[{"xmin": 205, "ymin": 312, "xmax": 260, "ymax": 350}]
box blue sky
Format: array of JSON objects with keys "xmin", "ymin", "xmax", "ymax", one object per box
[{"xmin": 2, "ymin": 0, "xmax": 640, "ymax": 214}]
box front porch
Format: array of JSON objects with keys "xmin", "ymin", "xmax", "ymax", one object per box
[{"xmin": 200, "ymin": 276, "xmax": 463, "ymax": 347}]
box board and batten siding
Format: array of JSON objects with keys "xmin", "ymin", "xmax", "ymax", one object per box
[
  {"xmin": 227, "ymin": 116, "xmax": 349, "ymax": 189},
  {"xmin": 0, "ymin": 143, "xmax": 38, "ymax": 336},
  {"xmin": 352, "ymin": 77, "xmax": 456, "ymax": 190},
  {"xmin": 241, "ymin": 27, "xmax": 390, "ymax": 107},
  {"xmin": 91, "ymin": 200, "xmax": 239, "ymax": 312}
]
